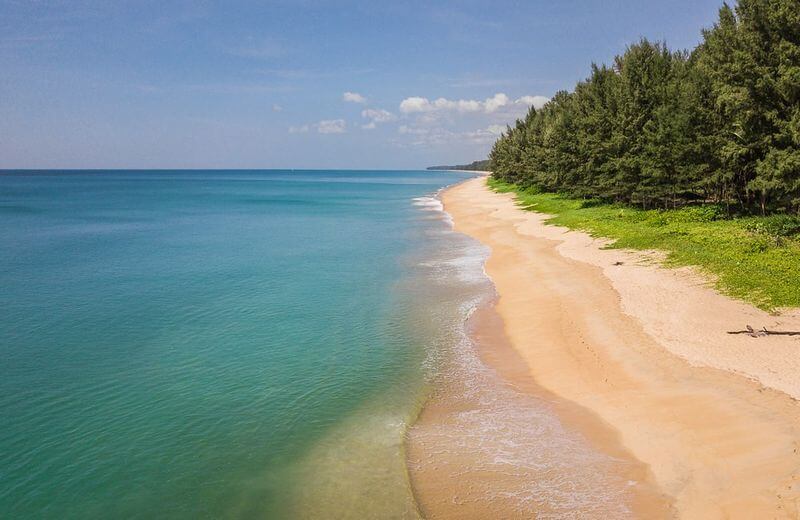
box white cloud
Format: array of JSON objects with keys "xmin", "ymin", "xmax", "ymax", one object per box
[
  {"xmin": 289, "ymin": 119, "xmax": 347, "ymax": 134},
  {"xmin": 484, "ymin": 93, "xmax": 510, "ymax": 113},
  {"xmin": 343, "ymin": 91, "xmax": 367, "ymax": 103},
  {"xmin": 398, "ymin": 97, "xmax": 430, "ymax": 113},
  {"xmin": 316, "ymin": 119, "xmax": 346, "ymax": 134},
  {"xmin": 399, "ymin": 96, "xmax": 485, "ymax": 114},
  {"xmin": 515, "ymin": 95, "xmax": 549, "ymax": 109},
  {"xmin": 399, "ymin": 92, "xmax": 548, "ymax": 115},
  {"xmin": 361, "ymin": 108, "xmax": 396, "ymax": 129},
  {"xmin": 362, "ymin": 108, "xmax": 395, "ymax": 122},
  {"xmin": 272, "ymin": 104, "xmax": 283, "ymax": 112},
  {"xmin": 394, "ymin": 92, "xmax": 549, "ymax": 149},
  {"xmin": 390, "ymin": 92, "xmax": 550, "ymax": 152}
]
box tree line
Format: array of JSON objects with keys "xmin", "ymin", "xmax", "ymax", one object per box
[
  {"xmin": 427, "ymin": 160, "xmax": 491, "ymax": 171},
  {"xmin": 490, "ymin": 0, "xmax": 800, "ymax": 215}
]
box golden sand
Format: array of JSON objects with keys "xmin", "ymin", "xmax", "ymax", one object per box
[
  {"xmin": 421, "ymin": 177, "xmax": 800, "ymax": 518},
  {"xmin": 408, "ymin": 301, "xmax": 672, "ymax": 518}
]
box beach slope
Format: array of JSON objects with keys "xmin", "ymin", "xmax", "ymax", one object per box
[{"xmin": 443, "ymin": 177, "xmax": 800, "ymax": 518}]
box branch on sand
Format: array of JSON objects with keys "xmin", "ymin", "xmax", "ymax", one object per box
[{"xmin": 727, "ymin": 325, "xmax": 800, "ymax": 338}]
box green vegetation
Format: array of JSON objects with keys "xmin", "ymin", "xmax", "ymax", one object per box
[
  {"xmin": 490, "ymin": 0, "xmax": 800, "ymax": 216},
  {"xmin": 427, "ymin": 159, "xmax": 491, "ymax": 172},
  {"xmin": 488, "ymin": 178, "xmax": 800, "ymax": 310},
  {"xmin": 485, "ymin": 0, "xmax": 800, "ymax": 309}
]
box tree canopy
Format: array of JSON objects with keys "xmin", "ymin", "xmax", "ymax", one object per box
[{"xmin": 490, "ymin": 0, "xmax": 800, "ymax": 215}]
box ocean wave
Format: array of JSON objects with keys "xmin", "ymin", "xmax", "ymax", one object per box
[{"xmin": 411, "ymin": 196, "xmax": 444, "ymax": 212}]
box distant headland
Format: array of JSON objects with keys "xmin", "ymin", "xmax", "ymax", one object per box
[{"xmin": 426, "ymin": 159, "xmax": 490, "ymax": 172}]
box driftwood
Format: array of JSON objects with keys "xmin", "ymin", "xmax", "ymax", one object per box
[{"xmin": 727, "ymin": 325, "xmax": 800, "ymax": 337}]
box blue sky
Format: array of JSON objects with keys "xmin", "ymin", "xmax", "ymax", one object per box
[{"xmin": 1, "ymin": 0, "xmax": 723, "ymax": 169}]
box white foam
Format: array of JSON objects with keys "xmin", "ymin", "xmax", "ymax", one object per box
[
  {"xmin": 412, "ymin": 192, "xmax": 455, "ymax": 229},
  {"xmin": 411, "ymin": 196, "xmax": 443, "ymax": 212}
]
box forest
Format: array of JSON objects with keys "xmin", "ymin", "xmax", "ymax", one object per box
[{"xmin": 489, "ymin": 0, "xmax": 800, "ymax": 216}]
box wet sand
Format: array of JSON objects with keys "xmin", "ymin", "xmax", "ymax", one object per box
[
  {"xmin": 408, "ymin": 299, "xmax": 671, "ymax": 518},
  {"xmin": 416, "ymin": 176, "xmax": 800, "ymax": 518}
]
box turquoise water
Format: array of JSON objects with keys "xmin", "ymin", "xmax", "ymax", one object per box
[{"xmin": 0, "ymin": 169, "xmax": 473, "ymax": 518}]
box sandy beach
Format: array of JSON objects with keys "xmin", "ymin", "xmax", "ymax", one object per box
[{"xmin": 436, "ymin": 176, "xmax": 800, "ymax": 518}]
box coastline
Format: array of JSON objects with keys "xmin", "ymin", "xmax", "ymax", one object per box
[
  {"xmin": 440, "ymin": 176, "xmax": 800, "ymax": 518},
  {"xmin": 429, "ymin": 169, "xmax": 492, "ymax": 175},
  {"xmin": 406, "ymin": 174, "xmax": 669, "ymax": 518},
  {"xmin": 407, "ymin": 294, "xmax": 672, "ymax": 518}
]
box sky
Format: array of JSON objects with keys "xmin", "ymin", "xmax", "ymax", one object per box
[{"xmin": 0, "ymin": 0, "xmax": 724, "ymax": 169}]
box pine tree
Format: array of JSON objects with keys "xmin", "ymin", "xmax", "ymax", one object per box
[{"xmin": 488, "ymin": 0, "xmax": 799, "ymax": 214}]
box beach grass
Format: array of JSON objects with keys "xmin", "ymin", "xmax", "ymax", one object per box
[{"xmin": 487, "ymin": 178, "xmax": 800, "ymax": 311}]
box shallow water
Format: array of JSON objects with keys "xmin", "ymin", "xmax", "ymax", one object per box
[{"xmin": 0, "ymin": 169, "xmax": 471, "ymax": 518}]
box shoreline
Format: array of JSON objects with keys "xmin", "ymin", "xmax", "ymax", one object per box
[
  {"xmin": 406, "ymin": 175, "xmax": 669, "ymax": 518},
  {"xmin": 407, "ymin": 293, "xmax": 672, "ymax": 518},
  {"xmin": 438, "ymin": 177, "xmax": 800, "ymax": 518}
]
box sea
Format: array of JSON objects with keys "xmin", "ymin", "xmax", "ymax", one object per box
[{"xmin": 0, "ymin": 169, "xmax": 638, "ymax": 518}]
